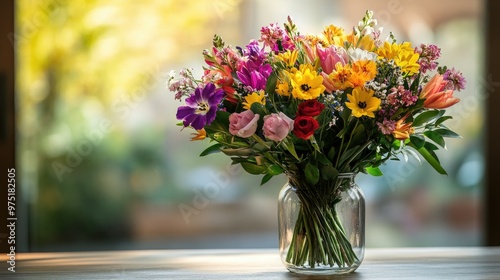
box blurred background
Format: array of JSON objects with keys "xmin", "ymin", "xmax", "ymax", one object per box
[{"xmin": 14, "ymin": 0, "xmax": 484, "ymax": 251}]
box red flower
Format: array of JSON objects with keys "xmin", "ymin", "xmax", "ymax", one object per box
[
  {"xmin": 297, "ymin": 100, "xmax": 325, "ymax": 117},
  {"xmin": 293, "ymin": 116, "xmax": 320, "ymax": 140}
]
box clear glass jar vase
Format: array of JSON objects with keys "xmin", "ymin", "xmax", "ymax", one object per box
[{"xmin": 278, "ymin": 173, "xmax": 365, "ymax": 275}]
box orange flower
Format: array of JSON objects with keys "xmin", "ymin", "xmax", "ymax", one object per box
[
  {"xmin": 392, "ymin": 114, "xmax": 414, "ymax": 140},
  {"xmin": 323, "ymin": 62, "xmax": 354, "ymax": 92},
  {"xmin": 420, "ymin": 74, "xmax": 460, "ymax": 109},
  {"xmin": 190, "ymin": 129, "xmax": 206, "ymax": 141},
  {"xmin": 206, "ymin": 65, "xmax": 237, "ymax": 104}
]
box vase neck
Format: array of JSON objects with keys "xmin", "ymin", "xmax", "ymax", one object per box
[
  {"xmin": 337, "ymin": 172, "xmax": 357, "ymax": 181},
  {"xmin": 286, "ymin": 172, "xmax": 357, "ymax": 190}
]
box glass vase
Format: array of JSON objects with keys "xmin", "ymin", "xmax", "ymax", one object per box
[{"xmin": 278, "ymin": 173, "xmax": 365, "ymax": 275}]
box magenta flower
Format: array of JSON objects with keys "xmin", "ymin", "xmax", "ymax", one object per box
[
  {"xmin": 443, "ymin": 67, "xmax": 466, "ymax": 91},
  {"xmin": 377, "ymin": 119, "xmax": 396, "ymax": 135},
  {"xmin": 316, "ymin": 45, "xmax": 348, "ymax": 74},
  {"xmin": 237, "ymin": 64, "xmax": 272, "ymax": 91},
  {"xmin": 176, "ymin": 83, "xmax": 224, "ymax": 130},
  {"xmin": 415, "ymin": 44, "xmax": 441, "ymax": 73}
]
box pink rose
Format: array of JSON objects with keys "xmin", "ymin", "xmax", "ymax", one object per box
[
  {"xmin": 229, "ymin": 110, "xmax": 260, "ymax": 138},
  {"xmin": 263, "ymin": 112, "xmax": 294, "ymax": 142}
]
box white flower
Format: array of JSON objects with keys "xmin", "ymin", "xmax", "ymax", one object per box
[
  {"xmin": 347, "ymin": 48, "xmax": 377, "ymax": 62},
  {"xmin": 361, "ymin": 26, "xmax": 374, "ymax": 36}
]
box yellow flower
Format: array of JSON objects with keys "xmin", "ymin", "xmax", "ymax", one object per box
[
  {"xmin": 347, "ymin": 33, "xmax": 375, "ymax": 51},
  {"xmin": 290, "ymin": 64, "xmax": 325, "ymax": 100},
  {"xmin": 394, "ymin": 50, "xmax": 420, "ymax": 75},
  {"xmin": 276, "ymin": 80, "xmax": 291, "ymax": 97},
  {"xmin": 326, "ymin": 62, "xmax": 354, "ymax": 91},
  {"xmin": 190, "ymin": 129, "xmax": 206, "ymax": 141},
  {"xmin": 352, "ymin": 60, "xmax": 377, "ymax": 82},
  {"xmin": 322, "ymin": 24, "xmax": 347, "ymax": 46},
  {"xmin": 275, "ymin": 50, "xmax": 298, "ymax": 68},
  {"xmin": 243, "ymin": 90, "xmax": 266, "ymax": 109},
  {"xmin": 377, "ymin": 41, "xmax": 414, "ymax": 60},
  {"xmin": 345, "ymin": 87, "xmax": 381, "ymax": 118}
]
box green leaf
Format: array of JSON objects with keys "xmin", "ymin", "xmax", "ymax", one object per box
[
  {"xmin": 199, "ymin": 143, "xmax": 223, "ymax": 157},
  {"xmin": 433, "ymin": 128, "xmax": 461, "ymax": 138},
  {"xmin": 338, "ymin": 145, "xmax": 361, "ymax": 167},
  {"xmin": 424, "ymin": 141, "xmax": 439, "ymax": 151},
  {"xmin": 260, "ymin": 174, "xmax": 274, "ymax": 186},
  {"xmin": 321, "ymin": 165, "xmax": 338, "ymax": 180},
  {"xmin": 410, "ymin": 73, "xmax": 421, "ymax": 91},
  {"xmin": 411, "ymin": 144, "xmax": 447, "ymax": 175},
  {"xmin": 240, "ymin": 162, "xmax": 267, "ymax": 175},
  {"xmin": 282, "ymin": 137, "xmax": 300, "ymax": 160},
  {"xmin": 316, "ymin": 153, "xmax": 333, "ymax": 166},
  {"xmin": 365, "ymin": 166, "xmax": 383, "ymax": 176},
  {"xmin": 267, "ymin": 164, "xmax": 283, "ymax": 175},
  {"xmin": 309, "ymin": 135, "xmax": 321, "ymax": 152},
  {"xmin": 412, "ymin": 110, "xmax": 444, "ymax": 127},
  {"xmin": 435, "ymin": 116, "xmax": 453, "ymax": 126},
  {"xmin": 250, "ymin": 102, "xmax": 267, "ymax": 116},
  {"xmin": 351, "ymin": 123, "xmax": 366, "ymax": 146},
  {"xmin": 409, "ymin": 135, "xmax": 425, "ymax": 149},
  {"xmin": 327, "ymin": 146, "xmax": 336, "ymax": 162},
  {"xmin": 205, "ymin": 111, "xmax": 231, "ymax": 135},
  {"xmin": 424, "ymin": 131, "xmax": 445, "ymax": 148},
  {"xmin": 221, "ymin": 147, "xmax": 254, "ymax": 156},
  {"xmin": 265, "ymin": 72, "xmax": 278, "ymax": 94},
  {"xmin": 305, "ymin": 163, "xmax": 320, "ymax": 185},
  {"xmin": 253, "ymin": 141, "xmax": 273, "ymax": 152}
]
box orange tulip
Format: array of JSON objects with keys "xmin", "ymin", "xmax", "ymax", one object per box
[{"xmin": 420, "ymin": 74, "xmax": 460, "ymax": 109}]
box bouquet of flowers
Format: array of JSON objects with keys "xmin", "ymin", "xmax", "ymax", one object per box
[{"xmin": 168, "ymin": 10, "xmax": 464, "ymax": 270}]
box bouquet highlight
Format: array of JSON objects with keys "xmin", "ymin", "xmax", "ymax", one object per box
[{"xmin": 168, "ymin": 10, "xmax": 464, "ymax": 270}]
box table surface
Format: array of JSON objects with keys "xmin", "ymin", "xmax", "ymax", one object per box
[{"xmin": 2, "ymin": 247, "xmax": 500, "ymax": 279}]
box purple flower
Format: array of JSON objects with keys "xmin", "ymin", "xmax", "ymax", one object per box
[
  {"xmin": 237, "ymin": 64, "xmax": 272, "ymax": 91},
  {"xmin": 377, "ymin": 119, "xmax": 396, "ymax": 135},
  {"xmin": 176, "ymin": 83, "xmax": 224, "ymax": 130},
  {"xmin": 244, "ymin": 40, "xmax": 267, "ymax": 65},
  {"xmin": 443, "ymin": 67, "xmax": 466, "ymax": 91}
]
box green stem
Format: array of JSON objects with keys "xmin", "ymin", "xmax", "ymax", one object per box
[{"xmin": 286, "ymin": 184, "xmax": 359, "ymax": 268}]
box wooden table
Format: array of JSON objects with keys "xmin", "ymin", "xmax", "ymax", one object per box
[{"xmin": 3, "ymin": 247, "xmax": 500, "ymax": 279}]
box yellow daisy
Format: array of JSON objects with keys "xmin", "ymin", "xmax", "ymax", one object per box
[
  {"xmin": 290, "ymin": 64, "xmax": 325, "ymax": 100},
  {"xmin": 345, "ymin": 87, "xmax": 381, "ymax": 118},
  {"xmin": 394, "ymin": 50, "xmax": 420, "ymax": 75},
  {"xmin": 376, "ymin": 41, "xmax": 414, "ymax": 60},
  {"xmin": 243, "ymin": 90, "xmax": 266, "ymax": 110}
]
